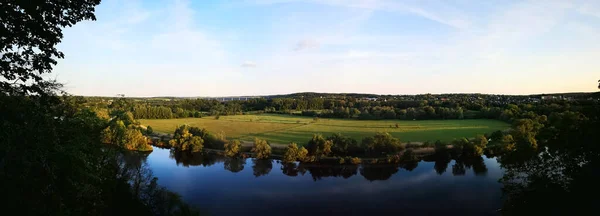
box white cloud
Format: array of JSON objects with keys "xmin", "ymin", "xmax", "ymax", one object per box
[
  {"xmin": 56, "ymin": 0, "xmax": 600, "ymax": 96},
  {"xmin": 294, "ymin": 39, "xmax": 319, "ymax": 51},
  {"xmin": 577, "ymin": 1, "xmax": 600, "ymax": 19},
  {"xmin": 241, "ymin": 61, "xmax": 257, "ymax": 67}
]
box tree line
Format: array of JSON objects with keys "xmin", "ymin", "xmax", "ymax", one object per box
[
  {"xmin": 81, "ymin": 91, "xmax": 599, "ymax": 123},
  {"xmin": 160, "ymin": 94, "xmax": 595, "ymax": 165}
]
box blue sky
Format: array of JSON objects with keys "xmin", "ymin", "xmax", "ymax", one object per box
[{"xmin": 55, "ymin": 0, "xmax": 600, "ymax": 96}]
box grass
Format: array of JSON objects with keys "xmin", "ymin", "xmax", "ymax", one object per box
[{"xmin": 140, "ymin": 114, "xmax": 510, "ymax": 145}]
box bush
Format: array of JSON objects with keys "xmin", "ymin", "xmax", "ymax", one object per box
[
  {"xmin": 145, "ymin": 125, "xmax": 154, "ymax": 135},
  {"xmin": 350, "ymin": 157, "xmax": 362, "ymax": 164},
  {"xmin": 402, "ymin": 149, "xmax": 418, "ymax": 161},
  {"xmin": 169, "ymin": 125, "xmax": 204, "ymax": 153},
  {"xmin": 362, "ymin": 132, "xmax": 403, "ymax": 155},
  {"xmin": 327, "ymin": 133, "xmax": 360, "ymax": 156},
  {"xmin": 251, "ymin": 138, "xmax": 271, "ymax": 159},
  {"xmin": 306, "ymin": 134, "xmax": 332, "ymax": 157},
  {"xmin": 224, "ymin": 140, "xmax": 242, "ymax": 157},
  {"xmin": 283, "ymin": 143, "xmax": 300, "ymax": 163},
  {"xmin": 298, "ymin": 147, "xmax": 309, "ymax": 162},
  {"xmin": 123, "ymin": 128, "xmax": 153, "ymax": 151}
]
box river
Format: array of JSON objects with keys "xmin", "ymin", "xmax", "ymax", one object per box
[{"xmin": 141, "ymin": 147, "xmax": 504, "ymax": 215}]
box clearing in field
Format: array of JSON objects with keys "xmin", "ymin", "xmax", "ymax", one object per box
[{"xmin": 140, "ymin": 114, "xmax": 510, "ymax": 145}]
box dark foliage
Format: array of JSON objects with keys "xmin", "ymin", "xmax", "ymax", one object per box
[{"xmin": 0, "ymin": 0, "xmax": 101, "ymax": 95}]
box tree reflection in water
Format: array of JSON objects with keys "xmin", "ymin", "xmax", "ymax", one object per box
[
  {"xmin": 304, "ymin": 164, "xmax": 359, "ymax": 181},
  {"xmin": 281, "ymin": 162, "xmax": 304, "ymax": 177},
  {"xmin": 432, "ymin": 152, "xmax": 452, "ymax": 175},
  {"xmin": 496, "ymin": 114, "xmax": 600, "ymax": 215},
  {"xmin": 359, "ymin": 164, "xmax": 400, "ymax": 181},
  {"xmin": 169, "ymin": 150, "xmax": 223, "ymax": 167},
  {"xmin": 252, "ymin": 159, "xmax": 273, "ymax": 177},
  {"xmin": 224, "ymin": 158, "xmax": 246, "ymax": 173},
  {"xmin": 168, "ymin": 149, "xmax": 490, "ymax": 182}
]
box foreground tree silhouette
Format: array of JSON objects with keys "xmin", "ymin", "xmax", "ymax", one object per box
[
  {"xmin": 0, "ymin": 1, "xmax": 199, "ymax": 214},
  {"xmin": 0, "ymin": 0, "xmax": 101, "ymax": 95}
]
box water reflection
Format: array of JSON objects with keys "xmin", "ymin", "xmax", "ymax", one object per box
[
  {"xmin": 423, "ymin": 149, "xmax": 488, "ymax": 176},
  {"xmin": 281, "ymin": 162, "xmax": 303, "ymax": 176},
  {"xmin": 305, "ymin": 164, "xmax": 358, "ymax": 180},
  {"xmin": 165, "ymin": 149, "xmax": 490, "ymax": 182},
  {"xmin": 252, "ymin": 159, "xmax": 272, "ymax": 177},
  {"xmin": 224, "ymin": 158, "xmax": 246, "ymax": 173},
  {"xmin": 169, "ymin": 150, "xmax": 223, "ymax": 167},
  {"xmin": 139, "ymin": 148, "xmax": 502, "ymax": 215},
  {"xmin": 359, "ymin": 164, "xmax": 399, "ymax": 181}
]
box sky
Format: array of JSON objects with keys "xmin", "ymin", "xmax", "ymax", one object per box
[{"xmin": 54, "ymin": 0, "xmax": 600, "ymax": 97}]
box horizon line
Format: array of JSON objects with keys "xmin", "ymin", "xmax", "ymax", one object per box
[{"xmin": 75, "ymin": 90, "xmax": 600, "ymax": 98}]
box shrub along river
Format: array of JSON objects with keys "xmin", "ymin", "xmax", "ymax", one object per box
[{"xmin": 129, "ymin": 147, "xmax": 504, "ymax": 215}]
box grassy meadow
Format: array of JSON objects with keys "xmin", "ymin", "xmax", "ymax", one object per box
[{"xmin": 140, "ymin": 114, "xmax": 509, "ymax": 145}]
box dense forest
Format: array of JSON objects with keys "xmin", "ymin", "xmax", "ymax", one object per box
[{"xmin": 84, "ymin": 91, "xmax": 600, "ymax": 123}]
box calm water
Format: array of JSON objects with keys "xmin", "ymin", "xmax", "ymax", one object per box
[{"xmin": 144, "ymin": 148, "xmax": 504, "ymax": 215}]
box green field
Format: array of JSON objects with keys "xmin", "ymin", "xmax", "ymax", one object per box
[{"xmin": 140, "ymin": 114, "xmax": 509, "ymax": 145}]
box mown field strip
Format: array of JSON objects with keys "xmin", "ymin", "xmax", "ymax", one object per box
[{"xmin": 140, "ymin": 114, "xmax": 510, "ymax": 145}]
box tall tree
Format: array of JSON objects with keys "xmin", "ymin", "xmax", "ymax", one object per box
[{"xmin": 0, "ymin": 0, "xmax": 101, "ymax": 95}]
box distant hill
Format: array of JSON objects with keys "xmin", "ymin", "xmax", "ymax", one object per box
[{"xmin": 81, "ymin": 91, "xmax": 600, "ymax": 100}]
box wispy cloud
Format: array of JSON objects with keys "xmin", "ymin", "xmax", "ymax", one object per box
[
  {"xmin": 293, "ymin": 39, "xmax": 319, "ymax": 51},
  {"xmin": 241, "ymin": 61, "xmax": 257, "ymax": 67},
  {"xmin": 577, "ymin": 2, "xmax": 600, "ymax": 19},
  {"xmin": 56, "ymin": 0, "xmax": 600, "ymax": 96},
  {"xmin": 249, "ymin": 0, "xmax": 471, "ymax": 29}
]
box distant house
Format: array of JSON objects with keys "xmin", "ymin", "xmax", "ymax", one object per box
[{"xmin": 541, "ymin": 95, "xmax": 561, "ymax": 100}]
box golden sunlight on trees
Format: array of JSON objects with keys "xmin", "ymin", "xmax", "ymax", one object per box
[
  {"xmin": 471, "ymin": 135, "xmax": 488, "ymax": 156},
  {"xmin": 170, "ymin": 125, "xmax": 204, "ymax": 153},
  {"xmin": 224, "ymin": 140, "xmax": 242, "ymax": 157},
  {"xmin": 124, "ymin": 128, "xmax": 152, "ymax": 151},
  {"xmin": 251, "ymin": 138, "xmax": 271, "ymax": 159},
  {"xmin": 283, "ymin": 143, "xmax": 300, "ymax": 163},
  {"xmin": 298, "ymin": 146, "xmax": 309, "ymax": 162},
  {"xmin": 501, "ymin": 134, "xmax": 516, "ymax": 151}
]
